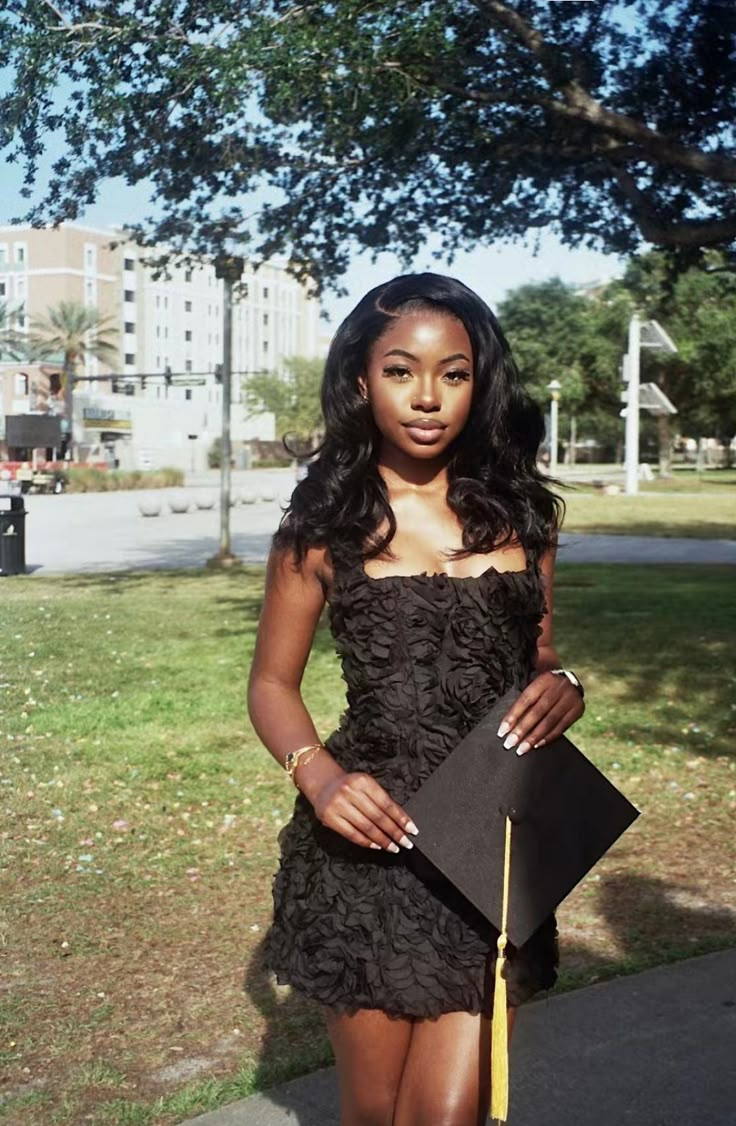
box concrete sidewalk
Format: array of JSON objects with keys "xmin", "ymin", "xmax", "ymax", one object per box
[{"xmin": 180, "ymin": 949, "xmax": 736, "ymax": 1126}]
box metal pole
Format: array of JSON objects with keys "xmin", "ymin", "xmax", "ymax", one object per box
[
  {"xmin": 63, "ymin": 356, "xmax": 74, "ymax": 461},
  {"xmin": 209, "ymin": 255, "xmax": 244, "ymax": 568},
  {"xmin": 549, "ymin": 391, "xmax": 560, "ymax": 475},
  {"xmin": 625, "ymin": 314, "xmax": 641, "ymax": 495},
  {"xmin": 220, "ymin": 275, "xmax": 233, "ymax": 556}
]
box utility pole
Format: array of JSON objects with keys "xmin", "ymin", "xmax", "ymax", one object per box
[
  {"xmin": 208, "ymin": 255, "xmax": 244, "ymax": 568},
  {"xmin": 624, "ymin": 314, "xmax": 641, "ymax": 495}
]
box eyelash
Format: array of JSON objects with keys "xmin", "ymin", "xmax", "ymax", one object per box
[{"xmin": 382, "ymin": 365, "xmax": 471, "ymax": 384}]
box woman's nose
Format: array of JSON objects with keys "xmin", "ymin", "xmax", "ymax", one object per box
[{"xmin": 411, "ymin": 377, "xmax": 441, "ymax": 411}]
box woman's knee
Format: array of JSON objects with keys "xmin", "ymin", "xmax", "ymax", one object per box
[
  {"xmin": 404, "ymin": 1089, "xmax": 487, "ymax": 1126},
  {"xmin": 340, "ymin": 1082, "xmax": 398, "ymax": 1126}
]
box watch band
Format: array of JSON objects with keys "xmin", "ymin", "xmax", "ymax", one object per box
[{"xmin": 550, "ymin": 668, "xmax": 585, "ymax": 698}]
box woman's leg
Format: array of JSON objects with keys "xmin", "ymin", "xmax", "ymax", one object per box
[
  {"xmin": 324, "ymin": 1007, "xmax": 414, "ymax": 1126},
  {"xmin": 393, "ymin": 1008, "xmax": 518, "ymax": 1126}
]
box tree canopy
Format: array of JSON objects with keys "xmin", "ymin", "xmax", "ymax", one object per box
[
  {"xmin": 498, "ymin": 251, "xmax": 736, "ymax": 456},
  {"xmin": 2, "ymin": 1, "xmax": 734, "ymax": 290},
  {"xmin": 244, "ymin": 357, "xmax": 324, "ymax": 447}
]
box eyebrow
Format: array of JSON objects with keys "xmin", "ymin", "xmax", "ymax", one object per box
[{"xmin": 383, "ymin": 348, "xmax": 471, "ymax": 364}]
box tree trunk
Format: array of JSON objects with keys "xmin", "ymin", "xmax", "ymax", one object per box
[{"xmin": 657, "ymin": 414, "xmax": 673, "ymax": 477}]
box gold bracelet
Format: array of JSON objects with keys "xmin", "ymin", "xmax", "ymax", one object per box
[{"xmin": 284, "ymin": 742, "xmax": 324, "ymax": 786}]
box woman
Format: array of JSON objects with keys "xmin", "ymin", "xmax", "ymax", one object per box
[{"xmin": 248, "ymin": 274, "xmax": 585, "ymax": 1125}]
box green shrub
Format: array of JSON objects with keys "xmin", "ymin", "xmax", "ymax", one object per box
[{"xmin": 66, "ymin": 467, "xmax": 184, "ymax": 492}]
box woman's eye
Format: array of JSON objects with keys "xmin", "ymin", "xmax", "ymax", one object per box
[
  {"xmin": 383, "ymin": 365, "xmax": 413, "ymax": 380},
  {"xmin": 444, "ymin": 369, "xmax": 471, "ymax": 384}
]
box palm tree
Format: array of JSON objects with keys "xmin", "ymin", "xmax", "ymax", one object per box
[
  {"xmin": 29, "ymin": 302, "xmax": 119, "ymax": 457},
  {"xmin": 0, "ymin": 300, "xmax": 22, "ymax": 361}
]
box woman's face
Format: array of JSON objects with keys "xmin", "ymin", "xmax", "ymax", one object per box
[{"xmin": 360, "ymin": 310, "xmax": 474, "ymax": 461}]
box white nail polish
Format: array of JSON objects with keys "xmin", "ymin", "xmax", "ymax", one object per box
[
  {"xmin": 369, "ymin": 843, "xmax": 381, "ymax": 850},
  {"xmin": 387, "ymin": 842, "xmax": 400, "ymax": 854},
  {"xmin": 406, "ymin": 820, "xmax": 419, "ymax": 835},
  {"xmin": 504, "ymin": 733, "xmax": 519, "ymax": 750},
  {"xmin": 498, "ymin": 722, "xmax": 510, "ymax": 738},
  {"xmin": 399, "ymin": 835, "xmax": 413, "ymax": 850},
  {"xmin": 516, "ymin": 742, "xmax": 531, "ymax": 756}
]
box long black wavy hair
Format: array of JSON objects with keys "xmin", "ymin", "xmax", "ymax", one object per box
[{"xmin": 274, "ymin": 273, "xmax": 563, "ymax": 567}]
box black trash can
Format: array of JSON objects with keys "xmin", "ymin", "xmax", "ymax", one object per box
[{"xmin": 0, "ymin": 494, "xmax": 27, "ymax": 576}]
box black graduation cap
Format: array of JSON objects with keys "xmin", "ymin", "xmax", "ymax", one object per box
[
  {"xmin": 405, "ymin": 686, "xmax": 640, "ymax": 949},
  {"xmin": 404, "ymin": 687, "xmax": 640, "ymax": 1123}
]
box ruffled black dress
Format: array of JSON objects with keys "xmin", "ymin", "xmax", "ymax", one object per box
[{"xmin": 264, "ymin": 559, "xmax": 559, "ymax": 1018}]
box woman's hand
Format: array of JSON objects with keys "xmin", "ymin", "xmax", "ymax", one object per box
[
  {"xmin": 299, "ymin": 758, "xmax": 418, "ymax": 853},
  {"xmin": 497, "ymin": 671, "xmax": 585, "ymax": 755}
]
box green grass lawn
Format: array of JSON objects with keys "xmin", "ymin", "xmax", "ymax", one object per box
[
  {"xmin": 561, "ymin": 488, "xmax": 735, "ymax": 539},
  {"xmin": 1, "ymin": 565, "xmax": 735, "ymax": 1124}
]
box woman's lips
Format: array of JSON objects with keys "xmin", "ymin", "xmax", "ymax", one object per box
[{"xmin": 402, "ymin": 422, "xmax": 447, "ymax": 444}]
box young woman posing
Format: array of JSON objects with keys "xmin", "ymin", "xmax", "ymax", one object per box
[{"xmin": 248, "ymin": 274, "xmax": 585, "ymax": 1126}]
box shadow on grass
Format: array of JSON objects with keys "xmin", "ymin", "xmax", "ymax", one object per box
[
  {"xmin": 240, "ymin": 870, "xmax": 735, "ymax": 1124},
  {"xmin": 561, "ymin": 519, "xmax": 735, "ymax": 539}
]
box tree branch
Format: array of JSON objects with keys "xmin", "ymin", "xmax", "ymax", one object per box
[
  {"xmin": 611, "ymin": 165, "xmax": 736, "ymax": 247},
  {"xmin": 472, "ymin": 0, "xmax": 736, "ymax": 184}
]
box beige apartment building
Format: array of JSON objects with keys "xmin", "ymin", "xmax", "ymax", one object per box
[{"xmin": 0, "ymin": 224, "xmax": 321, "ymax": 469}]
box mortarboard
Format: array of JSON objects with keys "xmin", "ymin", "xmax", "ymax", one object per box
[{"xmin": 405, "ymin": 687, "xmax": 640, "ymax": 1123}]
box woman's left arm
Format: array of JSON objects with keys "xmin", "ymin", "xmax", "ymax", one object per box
[{"xmin": 497, "ymin": 541, "xmax": 585, "ymax": 755}]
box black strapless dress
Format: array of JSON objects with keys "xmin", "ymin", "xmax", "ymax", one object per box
[{"xmin": 263, "ymin": 560, "xmax": 559, "ymax": 1018}]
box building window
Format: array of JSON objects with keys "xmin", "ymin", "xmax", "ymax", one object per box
[
  {"xmin": 185, "ymin": 388, "xmax": 192, "ymax": 401},
  {"xmin": 185, "ymin": 300, "xmax": 192, "ymax": 313},
  {"xmin": 263, "ymin": 285, "xmax": 269, "ymax": 299},
  {"xmin": 155, "ymin": 295, "xmax": 160, "ymax": 308},
  {"xmin": 16, "ymin": 312, "xmax": 25, "ymax": 329},
  {"xmin": 164, "ymin": 296, "xmax": 168, "ymax": 309},
  {"xmin": 15, "ymin": 373, "xmax": 29, "ymax": 396},
  {"xmin": 0, "ymin": 281, "xmax": 5, "ymax": 297},
  {"xmin": 124, "ymin": 321, "xmax": 135, "ymax": 333},
  {"xmin": 263, "ymin": 340, "xmax": 269, "ymax": 353},
  {"xmin": 156, "ymin": 356, "xmax": 161, "ymax": 368},
  {"xmin": 185, "ymin": 359, "xmax": 192, "ymax": 373},
  {"xmin": 156, "ymin": 325, "xmax": 160, "ymax": 338},
  {"xmin": 185, "ymin": 330, "xmax": 192, "ymax": 342},
  {"xmin": 0, "ymin": 245, "xmax": 7, "ymax": 267},
  {"xmin": 14, "ymin": 244, "xmax": 26, "ymax": 265},
  {"xmin": 125, "ymin": 353, "xmax": 136, "ymax": 365},
  {"xmin": 185, "ymin": 270, "xmax": 192, "ymax": 282},
  {"xmin": 85, "ymin": 245, "xmax": 96, "ymax": 269},
  {"xmin": 124, "ymin": 257, "xmax": 135, "ymax": 271},
  {"xmin": 124, "ymin": 289, "xmax": 135, "ymax": 302},
  {"xmin": 263, "ymin": 313, "xmax": 269, "ymax": 326},
  {"xmin": 164, "ymin": 327, "xmax": 168, "ymax": 339}
]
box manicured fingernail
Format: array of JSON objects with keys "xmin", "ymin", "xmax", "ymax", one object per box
[
  {"xmin": 516, "ymin": 742, "xmax": 531, "ymax": 756},
  {"xmin": 399, "ymin": 835, "xmax": 413, "ymax": 850},
  {"xmin": 534, "ymin": 740, "xmax": 545, "ymax": 749},
  {"xmin": 387, "ymin": 842, "xmax": 400, "ymax": 854},
  {"xmin": 369, "ymin": 843, "xmax": 382, "ymax": 850},
  {"xmin": 406, "ymin": 820, "xmax": 419, "ymax": 835},
  {"xmin": 497, "ymin": 722, "xmax": 510, "ymax": 738},
  {"xmin": 503, "ymin": 733, "xmax": 519, "ymax": 750}
]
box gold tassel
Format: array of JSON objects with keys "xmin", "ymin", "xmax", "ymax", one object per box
[{"xmin": 490, "ymin": 814, "xmax": 512, "ymax": 1123}]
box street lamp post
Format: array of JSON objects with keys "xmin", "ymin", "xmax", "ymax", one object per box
[
  {"xmin": 547, "ymin": 379, "xmax": 561, "ymax": 475},
  {"xmin": 208, "ymin": 254, "xmax": 244, "ymax": 568}
]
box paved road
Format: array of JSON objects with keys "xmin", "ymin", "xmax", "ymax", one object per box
[
  {"xmin": 180, "ymin": 949, "xmax": 736, "ymax": 1126},
  {"xmin": 9, "ymin": 471, "xmax": 736, "ymax": 575}
]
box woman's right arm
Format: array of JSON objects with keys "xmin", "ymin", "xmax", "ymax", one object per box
[{"xmin": 247, "ymin": 547, "xmax": 417, "ymax": 853}]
